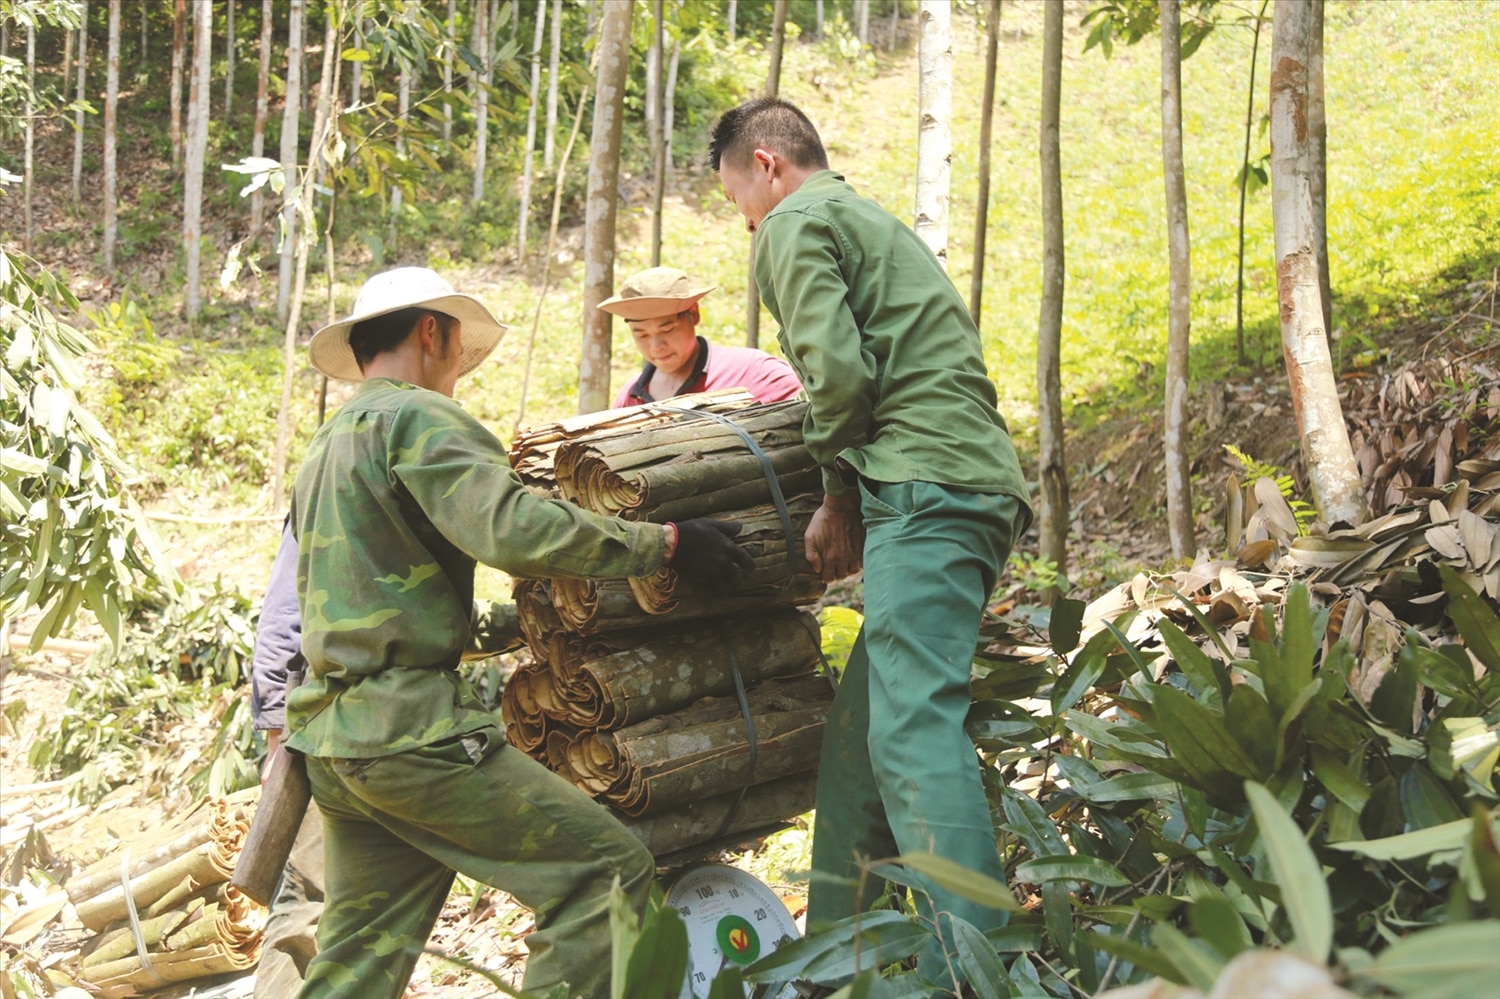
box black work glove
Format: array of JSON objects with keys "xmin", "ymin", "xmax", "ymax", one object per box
[{"xmin": 669, "ymin": 518, "xmax": 755, "ymax": 598}]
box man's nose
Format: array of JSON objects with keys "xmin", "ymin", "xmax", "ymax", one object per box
[{"xmin": 745, "ymin": 219, "xmax": 757, "ymax": 233}]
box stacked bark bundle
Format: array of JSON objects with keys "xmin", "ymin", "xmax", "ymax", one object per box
[
  {"xmin": 68, "ymin": 790, "xmax": 266, "ymax": 998},
  {"xmin": 505, "ymin": 398, "xmax": 834, "ymax": 856}
]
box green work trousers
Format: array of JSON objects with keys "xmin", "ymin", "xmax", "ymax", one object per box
[
  {"xmin": 296, "ymin": 729, "xmax": 654, "ymax": 999},
  {"xmin": 255, "ymin": 802, "xmax": 325, "ymax": 998},
  {"xmin": 808, "ymin": 480, "xmax": 1025, "ymax": 984}
]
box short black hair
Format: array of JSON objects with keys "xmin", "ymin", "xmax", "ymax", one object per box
[
  {"xmin": 349, "ymin": 308, "xmax": 455, "ymax": 370},
  {"xmin": 709, "ymin": 98, "xmax": 829, "ymax": 173}
]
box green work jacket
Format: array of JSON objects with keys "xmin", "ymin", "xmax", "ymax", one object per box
[
  {"xmin": 285, "ymin": 378, "xmax": 666, "ymax": 758},
  {"xmin": 754, "ymin": 169, "xmax": 1031, "ymax": 509}
]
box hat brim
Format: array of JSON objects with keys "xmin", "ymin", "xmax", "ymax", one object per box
[
  {"xmin": 309, "ymin": 293, "xmax": 510, "ymax": 382},
  {"xmin": 596, "ymin": 286, "xmax": 716, "ymax": 322}
]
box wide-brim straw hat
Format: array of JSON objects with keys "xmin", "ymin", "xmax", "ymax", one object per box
[
  {"xmin": 596, "ymin": 266, "xmax": 717, "ymax": 321},
  {"xmin": 308, "ymin": 267, "xmax": 509, "ymax": 382}
]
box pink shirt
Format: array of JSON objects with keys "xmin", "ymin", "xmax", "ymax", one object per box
[{"xmin": 613, "ymin": 338, "xmax": 803, "ymax": 408}]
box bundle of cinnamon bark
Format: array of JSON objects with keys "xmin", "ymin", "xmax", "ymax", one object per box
[
  {"xmin": 505, "ymin": 397, "xmax": 834, "ymax": 856},
  {"xmin": 66, "ymin": 789, "xmax": 267, "ymax": 998}
]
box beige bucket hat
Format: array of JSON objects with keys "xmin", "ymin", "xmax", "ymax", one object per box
[
  {"xmin": 308, "ymin": 267, "xmax": 510, "ymax": 382},
  {"xmin": 597, "ymin": 267, "xmax": 717, "ymax": 321}
]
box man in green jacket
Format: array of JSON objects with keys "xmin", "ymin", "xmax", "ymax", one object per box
[
  {"xmin": 283, "ymin": 267, "xmax": 751, "ymax": 999},
  {"xmin": 711, "ymin": 99, "xmax": 1033, "ymax": 987}
]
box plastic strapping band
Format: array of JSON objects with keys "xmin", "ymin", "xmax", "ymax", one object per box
[
  {"xmin": 711, "ymin": 640, "xmax": 759, "ymax": 840},
  {"xmin": 119, "ymin": 849, "xmax": 164, "ymax": 982},
  {"xmin": 792, "ymin": 611, "xmax": 841, "ymax": 696},
  {"xmin": 651, "ymin": 404, "xmax": 798, "ymax": 587}
]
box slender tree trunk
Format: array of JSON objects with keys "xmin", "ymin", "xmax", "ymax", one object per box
[
  {"xmin": 914, "ymin": 1, "xmax": 952, "ymax": 268},
  {"xmin": 767, "ymin": 0, "xmax": 788, "ymax": 92},
  {"xmin": 183, "ymin": 0, "xmax": 213, "ymax": 322},
  {"xmin": 815, "ymin": 0, "xmax": 824, "ymax": 39},
  {"xmin": 72, "ymin": 21, "xmax": 87, "ymax": 201},
  {"xmin": 519, "ymin": 0, "xmax": 548, "ymax": 259},
  {"xmin": 103, "ymin": 1, "xmax": 121, "ymax": 271},
  {"xmin": 62, "ymin": 26, "xmax": 72, "ymax": 110},
  {"xmin": 1160, "ymin": 0, "xmax": 1194, "ymax": 558},
  {"xmin": 748, "ymin": 0, "xmax": 791, "ymax": 349},
  {"xmin": 443, "ymin": 0, "xmax": 455, "ymax": 142},
  {"xmin": 22, "ymin": 22, "xmax": 34, "ymax": 252},
  {"xmin": 970, "ymin": 0, "xmax": 999, "ymax": 326},
  {"xmin": 224, "ymin": 0, "xmax": 235, "ymax": 116},
  {"xmin": 1270, "ymin": 0, "xmax": 1367, "ymax": 527},
  {"xmin": 472, "ymin": 0, "xmax": 490, "ymax": 206},
  {"xmin": 349, "ymin": 16, "xmax": 363, "ymax": 107},
  {"xmin": 855, "ymin": 0, "xmax": 870, "ymax": 45},
  {"xmin": 580, "ymin": 0, "xmax": 632, "ymax": 414},
  {"xmin": 1309, "ymin": 0, "xmax": 1332, "ymax": 333},
  {"xmin": 171, "ymin": 0, "xmax": 185, "ymax": 171},
  {"xmin": 138, "ymin": 2, "xmax": 146, "ymax": 74},
  {"xmin": 728, "ymin": 0, "xmax": 737, "ymax": 43},
  {"xmin": 277, "ymin": 0, "xmax": 305, "ymax": 322},
  {"xmin": 251, "ymin": 0, "xmax": 273, "ymax": 237},
  {"xmin": 1235, "ymin": 0, "xmax": 1269, "ymax": 366},
  {"xmin": 648, "ymin": 0, "xmax": 667, "ymax": 266},
  {"xmin": 391, "ymin": 56, "xmax": 410, "ymax": 245},
  {"xmin": 1037, "ymin": 0, "xmax": 1068, "ymax": 587},
  {"xmin": 544, "ymin": 0, "xmax": 561, "ymax": 169},
  {"xmin": 888, "ymin": 0, "xmax": 901, "ymax": 50},
  {"xmin": 663, "ymin": 32, "xmax": 680, "ymax": 179}
]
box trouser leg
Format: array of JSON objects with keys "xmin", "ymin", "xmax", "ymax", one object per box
[
  {"xmin": 255, "ymin": 802, "xmax": 326, "ymax": 999},
  {"xmin": 298, "ymin": 732, "xmax": 653, "ymax": 999}
]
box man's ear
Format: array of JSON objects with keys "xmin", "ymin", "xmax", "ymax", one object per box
[
  {"xmin": 753, "ymin": 147, "xmax": 776, "ymax": 178},
  {"xmin": 415, "ymin": 313, "xmax": 440, "ymax": 354}
]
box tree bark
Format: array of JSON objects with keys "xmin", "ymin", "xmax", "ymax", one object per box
[
  {"xmin": 251, "ymin": 0, "xmax": 273, "ymax": 238},
  {"xmin": 855, "ymin": 0, "xmax": 870, "ymax": 45},
  {"xmin": 519, "ymin": 0, "xmax": 549, "ymax": 260},
  {"xmin": 1309, "ymin": 0, "xmax": 1332, "ymax": 333},
  {"xmin": 1160, "ymin": 0, "xmax": 1195, "ymax": 559},
  {"xmin": 648, "ymin": 0, "xmax": 667, "ymax": 266},
  {"xmin": 727, "ymin": 0, "xmax": 737, "ymax": 43},
  {"xmin": 970, "ymin": 0, "xmax": 1000, "ymax": 327},
  {"xmin": 103, "ymin": 0, "xmax": 120, "ymax": 272},
  {"xmin": 1037, "ymin": 0, "xmax": 1068, "ymax": 587},
  {"xmin": 888, "ymin": 0, "xmax": 901, "ymax": 50},
  {"xmin": 766, "ymin": 0, "xmax": 789, "ymax": 96},
  {"xmin": 71, "ymin": 21, "xmax": 87, "ymax": 201},
  {"xmin": 22, "ymin": 21, "xmax": 33, "ymax": 252},
  {"xmin": 746, "ymin": 1, "xmax": 791, "ymax": 350},
  {"xmin": 1270, "ymin": 0, "xmax": 1367, "ymax": 528},
  {"xmin": 915, "ymin": 1, "xmax": 952, "ymax": 268},
  {"xmin": 1235, "ymin": 0, "xmax": 1269, "ymax": 366},
  {"xmin": 443, "ymin": 0, "xmax": 455, "ymax": 142},
  {"xmin": 580, "ymin": 0, "xmax": 633, "ymax": 414},
  {"xmin": 183, "ymin": 0, "xmax": 213, "ymax": 322},
  {"xmin": 815, "ymin": 0, "xmax": 824, "ymax": 39},
  {"xmin": 471, "ymin": 0, "xmax": 490, "ymax": 206},
  {"xmin": 224, "ymin": 0, "xmax": 235, "ymax": 116},
  {"xmin": 390, "ymin": 54, "xmax": 410, "ymax": 247},
  {"xmin": 544, "ymin": 0, "xmax": 561, "ymax": 169},
  {"xmin": 348, "ymin": 16, "xmax": 362, "ymax": 107},
  {"xmin": 276, "ymin": 0, "xmax": 304, "ymax": 322},
  {"xmin": 171, "ymin": 0, "xmax": 185, "ymax": 172}
]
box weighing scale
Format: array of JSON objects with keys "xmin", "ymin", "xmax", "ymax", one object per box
[{"xmin": 664, "ymin": 863, "xmax": 802, "ymax": 999}]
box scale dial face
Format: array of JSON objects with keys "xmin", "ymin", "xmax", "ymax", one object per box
[{"xmin": 664, "ymin": 864, "xmax": 801, "ymax": 999}]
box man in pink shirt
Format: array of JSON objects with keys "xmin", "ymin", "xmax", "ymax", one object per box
[{"xmin": 601, "ymin": 266, "xmax": 803, "ymax": 408}]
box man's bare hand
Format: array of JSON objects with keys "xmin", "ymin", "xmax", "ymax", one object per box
[
  {"xmin": 261, "ymin": 729, "xmax": 282, "ymax": 786},
  {"xmin": 805, "ymin": 493, "xmax": 864, "ymax": 582}
]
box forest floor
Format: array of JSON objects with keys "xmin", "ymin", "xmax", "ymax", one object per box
[{"xmin": 4, "ymin": 7, "xmax": 1499, "ymax": 997}]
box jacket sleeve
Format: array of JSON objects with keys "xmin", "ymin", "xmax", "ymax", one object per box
[
  {"xmin": 755, "ymin": 210, "xmax": 878, "ymax": 496},
  {"xmin": 249, "ymin": 521, "xmax": 304, "ymax": 732}
]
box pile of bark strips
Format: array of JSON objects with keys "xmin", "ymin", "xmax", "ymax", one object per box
[{"xmin": 504, "ymin": 394, "xmax": 836, "ymax": 860}]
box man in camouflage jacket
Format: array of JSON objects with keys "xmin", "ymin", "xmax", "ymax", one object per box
[{"xmin": 281, "ymin": 267, "xmax": 751, "ymax": 999}]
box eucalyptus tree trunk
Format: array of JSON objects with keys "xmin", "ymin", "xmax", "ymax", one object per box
[
  {"xmin": 391, "ymin": 56, "xmax": 410, "ymax": 245},
  {"xmin": 519, "ymin": 0, "xmax": 548, "ymax": 260},
  {"xmin": 1309, "ymin": 0, "xmax": 1332, "ymax": 333},
  {"xmin": 970, "ymin": 0, "xmax": 999, "ymax": 327},
  {"xmin": 251, "ymin": 0, "xmax": 273, "ymax": 236},
  {"xmin": 443, "ymin": 0, "xmax": 455, "ymax": 142},
  {"xmin": 647, "ymin": 0, "xmax": 664, "ymax": 265},
  {"xmin": 544, "ymin": 0, "xmax": 561, "ymax": 169},
  {"xmin": 580, "ymin": 0, "xmax": 632, "ymax": 414},
  {"xmin": 727, "ymin": 0, "xmax": 737, "ymax": 43},
  {"xmin": 277, "ymin": 0, "xmax": 305, "ymax": 322},
  {"xmin": 103, "ymin": 0, "xmax": 120, "ymax": 271},
  {"xmin": 71, "ymin": 21, "xmax": 87, "ymax": 201},
  {"xmin": 138, "ymin": 2, "xmax": 145, "ymax": 73},
  {"xmin": 1270, "ymin": 0, "xmax": 1367, "ymax": 527},
  {"xmin": 747, "ymin": 0, "xmax": 791, "ymax": 349},
  {"xmin": 22, "ymin": 21, "xmax": 33, "ymax": 252},
  {"xmin": 888, "ymin": 0, "xmax": 901, "ymax": 50},
  {"xmin": 1036, "ymin": 0, "xmax": 1068, "ymax": 587},
  {"xmin": 224, "ymin": 0, "xmax": 235, "ymax": 116},
  {"xmin": 855, "ymin": 0, "xmax": 870, "ymax": 45},
  {"xmin": 183, "ymin": 0, "xmax": 213, "ymax": 322},
  {"xmin": 471, "ymin": 0, "xmax": 490, "ymax": 206},
  {"xmin": 815, "ymin": 0, "xmax": 824, "ymax": 39},
  {"xmin": 1235, "ymin": 0, "xmax": 1269, "ymax": 366},
  {"xmin": 766, "ymin": 0, "xmax": 788, "ymax": 92},
  {"xmin": 663, "ymin": 31, "xmax": 680, "ymax": 179},
  {"xmin": 170, "ymin": 0, "xmax": 185, "ymax": 171},
  {"xmin": 349, "ymin": 16, "xmax": 363, "ymax": 107},
  {"xmin": 914, "ymin": 1, "xmax": 952, "ymax": 269},
  {"xmin": 1160, "ymin": 0, "xmax": 1194, "ymax": 558}
]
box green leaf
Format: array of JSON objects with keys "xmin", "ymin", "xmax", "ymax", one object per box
[
  {"xmin": 1042, "ymin": 881, "xmax": 1073, "ymax": 956},
  {"xmin": 1048, "ymin": 597, "xmax": 1085, "ymax": 655},
  {"xmin": 1399, "ymin": 763, "xmax": 1464, "ymax": 830},
  {"xmin": 984, "ymin": 924, "xmax": 1045, "ymax": 952},
  {"xmin": 1188, "ymin": 895, "xmax": 1253, "ymax": 960},
  {"xmin": 1014, "ymin": 855, "xmax": 1131, "ymax": 889},
  {"xmin": 623, "ymin": 905, "xmax": 688, "ymax": 998},
  {"xmin": 705, "ymin": 966, "xmax": 744, "ymax": 999},
  {"xmin": 1246, "ymin": 781, "xmax": 1332, "ymax": 962},
  {"xmin": 950, "ymin": 915, "xmax": 1011, "ymax": 993},
  {"xmin": 965, "ymin": 699, "xmax": 1044, "ymax": 747},
  {"xmin": 1158, "ymin": 619, "xmax": 1228, "ymax": 703},
  {"xmin": 1001, "ymin": 787, "xmax": 1070, "ymax": 857},
  {"xmin": 1150, "ymin": 923, "xmax": 1223, "ymax": 993},
  {"xmin": 1359, "ymin": 921, "xmax": 1500, "ymax": 998},
  {"xmin": 742, "ymin": 911, "xmax": 927, "ymax": 984},
  {"xmin": 1330, "ymin": 819, "xmax": 1470, "ymax": 860},
  {"xmin": 893, "ymin": 852, "xmax": 1023, "ymax": 912},
  {"xmin": 1309, "ymin": 745, "xmax": 1371, "ymax": 813},
  {"xmin": 1225, "ymin": 684, "xmax": 1278, "ymax": 777},
  {"xmin": 609, "ymin": 879, "xmax": 640, "ymax": 999},
  {"xmin": 1153, "ymin": 683, "xmax": 1265, "ymax": 786},
  {"xmin": 1440, "ymin": 564, "xmax": 1500, "ymax": 672},
  {"xmin": 1468, "ymin": 805, "xmax": 1500, "ymax": 908},
  {"xmin": 1052, "ymin": 634, "xmax": 1107, "ymax": 715},
  {"xmin": 1431, "ymin": 717, "xmax": 1500, "ymax": 787},
  {"xmin": 1089, "ymin": 928, "xmax": 1183, "ymax": 982},
  {"xmin": 1077, "ymin": 771, "xmax": 1179, "ymax": 803}
]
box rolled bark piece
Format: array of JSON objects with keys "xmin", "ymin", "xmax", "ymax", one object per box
[
  {"xmin": 559, "ymin": 610, "xmax": 821, "ymax": 730},
  {"xmin": 69, "ymin": 795, "xmax": 253, "ymax": 932},
  {"xmin": 500, "ymin": 659, "xmax": 564, "ymax": 758},
  {"xmin": 555, "ymin": 401, "xmax": 817, "ymax": 520},
  {"xmin": 574, "ymin": 674, "xmax": 834, "ymax": 816},
  {"xmin": 510, "ymin": 388, "xmax": 756, "ymax": 487},
  {"xmin": 621, "ymin": 772, "xmax": 818, "ymax": 857}
]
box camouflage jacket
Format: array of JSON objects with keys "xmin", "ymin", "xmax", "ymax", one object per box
[{"xmin": 285, "ymin": 378, "xmax": 667, "ymax": 758}]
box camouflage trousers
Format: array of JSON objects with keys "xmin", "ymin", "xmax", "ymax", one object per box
[
  {"xmin": 296, "ymin": 728, "xmax": 655, "ymax": 999},
  {"xmin": 807, "ymin": 482, "xmax": 1026, "ymax": 984},
  {"xmin": 255, "ymin": 803, "xmax": 325, "ymax": 999}
]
